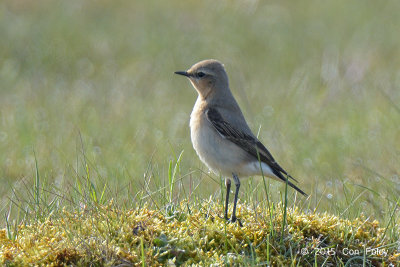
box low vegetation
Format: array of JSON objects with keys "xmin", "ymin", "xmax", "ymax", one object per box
[{"xmin": 1, "ymin": 201, "xmax": 399, "ymax": 266}]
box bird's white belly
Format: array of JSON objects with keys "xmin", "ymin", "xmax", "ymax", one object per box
[{"xmin": 190, "ymin": 116, "xmax": 275, "ymax": 178}]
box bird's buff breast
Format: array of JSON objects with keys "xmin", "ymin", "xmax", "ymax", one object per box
[{"xmin": 189, "ymin": 113, "xmax": 251, "ymax": 177}]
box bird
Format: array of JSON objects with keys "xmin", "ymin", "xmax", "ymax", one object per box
[{"xmin": 174, "ymin": 59, "xmax": 307, "ymax": 223}]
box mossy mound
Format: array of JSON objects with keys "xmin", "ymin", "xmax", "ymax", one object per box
[{"xmin": 1, "ymin": 202, "xmax": 399, "ymax": 266}]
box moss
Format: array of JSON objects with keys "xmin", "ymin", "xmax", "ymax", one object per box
[{"xmin": 0, "ymin": 202, "xmax": 398, "ymax": 266}]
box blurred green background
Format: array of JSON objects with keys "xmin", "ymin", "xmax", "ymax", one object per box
[{"xmin": 0, "ymin": 0, "xmax": 399, "ymax": 221}]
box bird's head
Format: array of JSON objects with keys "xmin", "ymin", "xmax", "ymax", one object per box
[{"xmin": 175, "ymin": 59, "xmax": 229, "ymax": 100}]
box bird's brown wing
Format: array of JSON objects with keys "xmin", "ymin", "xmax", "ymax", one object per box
[{"xmin": 205, "ymin": 107, "xmax": 307, "ymax": 196}]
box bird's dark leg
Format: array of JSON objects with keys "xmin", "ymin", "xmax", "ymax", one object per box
[
  {"xmin": 231, "ymin": 173, "xmax": 240, "ymax": 223},
  {"xmin": 224, "ymin": 178, "xmax": 231, "ymax": 220}
]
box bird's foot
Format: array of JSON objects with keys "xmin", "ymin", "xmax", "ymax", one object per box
[
  {"xmin": 217, "ymin": 214, "xmax": 230, "ymax": 221},
  {"xmin": 218, "ymin": 215, "xmax": 243, "ymax": 226},
  {"xmin": 225, "ymin": 216, "xmax": 243, "ymax": 227}
]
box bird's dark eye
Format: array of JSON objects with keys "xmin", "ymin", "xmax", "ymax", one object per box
[{"xmin": 197, "ymin": 72, "xmax": 205, "ymax": 78}]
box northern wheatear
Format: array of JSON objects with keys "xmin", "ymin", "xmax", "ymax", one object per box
[{"xmin": 175, "ymin": 59, "xmax": 307, "ymax": 223}]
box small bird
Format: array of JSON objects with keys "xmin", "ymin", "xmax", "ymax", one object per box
[{"xmin": 175, "ymin": 59, "xmax": 307, "ymax": 223}]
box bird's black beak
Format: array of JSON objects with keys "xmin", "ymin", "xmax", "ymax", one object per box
[{"xmin": 174, "ymin": 71, "xmax": 191, "ymax": 77}]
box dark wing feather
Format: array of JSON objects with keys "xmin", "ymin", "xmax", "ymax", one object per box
[{"xmin": 206, "ymin": 107, "xmax": 307, "ymax": 196}]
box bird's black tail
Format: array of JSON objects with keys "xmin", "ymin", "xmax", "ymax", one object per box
[{"xmin": 273, "ymin": 170, "xmax": 308, "ymax": 197}]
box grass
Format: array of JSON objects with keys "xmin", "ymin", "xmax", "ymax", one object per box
[
  {"xmin": 0, "ymin": 0, "xmax": 399, "ymax": 265},
  {"xmin": 1, "ymin": 201, "xmax": 399, "ymax": 266}
]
